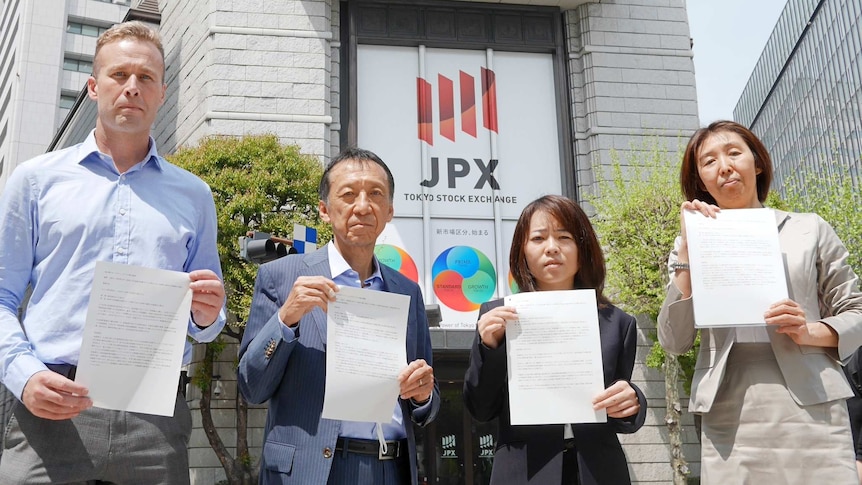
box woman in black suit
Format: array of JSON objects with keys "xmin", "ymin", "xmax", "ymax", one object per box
[{"xmin": 463, "ymin": 195, "xmax": 646, "ymax": 485}]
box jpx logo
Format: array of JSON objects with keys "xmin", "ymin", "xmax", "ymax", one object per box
[
  {"xmin": 479, "ymin": 434, "xmax": 495, "ymax": 458},
  {"xmin": 416, "ymin": 67, "xmax": 498, "ymax": 146},
  {"xmin": 420, "ymin": 157, "xmax": 499, "ymax": 189},
  {"xmin": 441, "ymin": 434, "xmax": 457, "ymax": 458},
  {"xmin": 416, "ymin": 68, "xmax": 501, "ymax": 190}
]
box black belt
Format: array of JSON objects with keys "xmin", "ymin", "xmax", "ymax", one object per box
[
  {"xmin": 46, "ymin": 363, "xmax": 77, "ymax": 380},
  {"xmin": 45, "ymin": 364, "xmax": 188, "ymax": 396},
  {"xmin": 335, "ymin": 437, "xmax": 407, "ymax": 460}
]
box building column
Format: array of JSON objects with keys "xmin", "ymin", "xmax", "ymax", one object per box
[{"xmin": 564, "ymin": 0, "xmax": 698, "ymax": 199}]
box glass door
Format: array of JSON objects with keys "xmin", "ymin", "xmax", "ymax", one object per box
[{"xmin": 415, "ymin": 380, "xmax": 497, "ymax": 485}]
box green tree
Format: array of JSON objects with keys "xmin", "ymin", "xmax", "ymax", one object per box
[
  {"xmin": 168, "ymin": 135, "xmax": 329, "ymax": 485},
  {"xmin": 589, "ymin": 139, "xmax": 694, "ymax": 484},
  {"xmin": 783, "ymin": 165, "xmax": 862, "ymax": 274}
]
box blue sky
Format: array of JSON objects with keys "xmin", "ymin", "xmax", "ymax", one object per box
[{"xmin": 687, "ymin": 0, "xmax": 788, "ymax": 125}]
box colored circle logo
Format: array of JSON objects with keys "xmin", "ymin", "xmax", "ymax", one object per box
[
  {"xmin": 508, "ymin": 272, "xmax": 520, "ymax": 295},
  {"xmin": 375, "ymin": 244, "xmax": 419, "ymax": 283},
  {"xmin": 432, "ymin": 246, "xmax": 496, "ymax": 311}
]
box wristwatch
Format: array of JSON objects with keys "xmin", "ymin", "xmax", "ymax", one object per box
[{"xmin": 671, "ymin": 262, "xmax": 690, "ymax": 271}]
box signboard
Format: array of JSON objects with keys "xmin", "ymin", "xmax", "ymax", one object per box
[{"xmin": 358, "ymin": 45, "xmax": 563, "ymax": 327}]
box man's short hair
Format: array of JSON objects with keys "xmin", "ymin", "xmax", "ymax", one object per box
[
  {"xmin": 93, "ymin": 21, "xmax": 165, "ymax": 79},
  {"xmin": 318, "ymin": 148, "xmax": 395, "ymax": 203}
]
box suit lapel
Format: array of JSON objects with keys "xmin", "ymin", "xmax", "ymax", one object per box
[
  {"xmin": 773, "ymin": 209, "xmax": 795, "ymax": 301},
  {"xmin": 768, "ymin": 208, "xmax": 802, "ymax": 384},
  {"xmin": 773, "ymin": 208, "xmax": 790, "ymax": 233},
  {"xmin": 302, "ymin": 249, "xmax": 332, "ymax": 344},
  {"xmin": 380, "ymin": 264, "xmax": 400, "ymax": 294},
  {"xmin": 380, "ymin": 265, "xmax": 417, "ymax": 361}
]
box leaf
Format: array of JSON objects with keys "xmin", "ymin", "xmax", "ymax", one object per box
[
  {"xmin": 588, "ymin": 137, "xmax": 699, "ymax": 384},
  {"xmin": 168, "ymin": 134, "xmax": 329, "ymax": 332}
]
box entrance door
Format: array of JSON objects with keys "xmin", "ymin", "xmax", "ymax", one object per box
[{"xmin": 415, "ymin": 381, "xmax": 497, "ymax": 485}]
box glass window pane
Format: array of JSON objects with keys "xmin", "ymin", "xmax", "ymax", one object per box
[
  {"xmin": 59, "ymin": 95, "xmax": 76, "ymax": 109},
  {"xmin": 82, "ymin": 24, "xmax": 99, "ymax": 37}
]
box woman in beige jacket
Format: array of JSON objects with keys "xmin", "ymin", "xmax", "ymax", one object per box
[{"xmin": 658, "ymin": 120, "xmax": 862, "ymax": 484}]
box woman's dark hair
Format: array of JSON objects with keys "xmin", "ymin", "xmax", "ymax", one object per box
[
  {"xmin": 680, "ymin": 120, "xmax": 773, "ymax": 205},
  {"xmin": 509, "ymin": 195, "xmax": 610, "ymax": 306}
]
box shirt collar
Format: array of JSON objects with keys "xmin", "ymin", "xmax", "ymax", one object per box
[
  {"xmin": 327, "ymin": 242, "xmax": 383, "ymax": 282},
  {"xmin": 76, "ymin": 130, "xmax": 163, "ymax": 173}
]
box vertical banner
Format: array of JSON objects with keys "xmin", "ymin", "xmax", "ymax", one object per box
[{"xmin": 358, "ymin": 45, "xmax": 563, "ymax": 328}]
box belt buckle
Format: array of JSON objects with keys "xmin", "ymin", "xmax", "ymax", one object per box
[{"xmin": 379, "ymin": 440, "xmax": 396, "ymax": 461}]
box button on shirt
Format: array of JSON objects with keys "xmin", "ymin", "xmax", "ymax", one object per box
[{"xmin": 0, "ymin": 131, "xmax": 226, "ymax": 399}]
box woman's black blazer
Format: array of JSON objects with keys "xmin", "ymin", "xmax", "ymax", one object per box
[{"xmin": 463, "ymin": 298, "xmax": 647, "ymax": 485}]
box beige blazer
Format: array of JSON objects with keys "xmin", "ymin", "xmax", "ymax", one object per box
[{"xmin": 658, "ymin": 209, "xmax": 862, "ymax": 413}]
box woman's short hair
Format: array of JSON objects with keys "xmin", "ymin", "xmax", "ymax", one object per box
[
  {"xmin": 509, "ymin": 195, "xmax": 610, "ymax": 306},
  {"xmin": 680, "ymin": 120, "xmax": 773, "ymax": 205}
]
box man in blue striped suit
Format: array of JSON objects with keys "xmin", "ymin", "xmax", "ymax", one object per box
[{"xmin": 238, "ymin": 148, "xmax": 440, "ymax": 484}]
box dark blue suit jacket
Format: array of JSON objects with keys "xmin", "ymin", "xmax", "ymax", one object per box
[
  {"xmin": 238, "ymin": 248, "xmax": 440, "ymax": 485},
  {"xmin": 463, "ymin": 299, "xmax": 646, "ymax": 485}
]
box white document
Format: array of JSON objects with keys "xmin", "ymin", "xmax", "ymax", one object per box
[
  {"xmin": 684, "ymin": 208, "xmax": 788, "ymax": 327},
  {"xmin": 76, "ymin": 261, "xmax": 192, "ymax": 416},
  {"xmin": 504, "ymin": 290, "xmax": 606, "ymax": 425},
  {"xmin": 322, "ymin": 286, "xmax": 409, "ymax": 423}
]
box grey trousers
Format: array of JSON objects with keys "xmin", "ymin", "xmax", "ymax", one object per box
[{"xmin": 0, "ymin": 384, "xmax": 192, "ymax": 485}]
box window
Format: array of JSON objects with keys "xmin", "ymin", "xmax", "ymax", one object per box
[
  {"xmin": 0, "ymin": 92, "xmax": 10, "ymax": 123},
  {"xmin": 63, "ymin": 58, "xmax": 93, "ymax": 74},
  {"xmin": 59, "ymin": 94, "xmax": 77, "ymax": 109},
  {"xmin": 67, "ymin": 21, "xmax": 108, "ymax": 38}
]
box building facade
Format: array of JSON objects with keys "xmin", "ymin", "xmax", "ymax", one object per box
[
  {"xmin": 734, "ymin": 0, "xmax": 862, "ymax": 191},
  {"xmin": 35, "ymin": 0, "xmax": 701, "ymax": 483},
  {"xmin": 0, "ymin": 0, "xmax": 132, "ymax": 189}
]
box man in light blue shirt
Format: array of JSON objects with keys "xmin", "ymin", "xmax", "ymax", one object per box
[{"xmin": 0, "ymin": 21, "xmax": 226, "ymax": 484}]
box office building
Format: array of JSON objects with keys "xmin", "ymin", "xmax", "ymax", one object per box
[
  {"xmin": 0, "ymin": 0, "xmax": 132, "ymax": 188},
  {"xmin": 735, "ymin": 0, "xmax": 862, "ymax": 190}
]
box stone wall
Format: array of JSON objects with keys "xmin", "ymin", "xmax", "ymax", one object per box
[
  {"xmin": 186, "ymin": 342, "xmax": 263, "ymax": 485},
  {"xmin": 156, "ymin": 0, "xmax": 336, "ymax": 159}
]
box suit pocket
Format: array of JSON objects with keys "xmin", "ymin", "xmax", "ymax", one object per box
[
  {"xmin": 799, "ymin": 345, "xmax": 827, "ymax": 355},
  {"xmin": 264, "ymin": 440, "xmax": 296, "ymax": 474}
]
